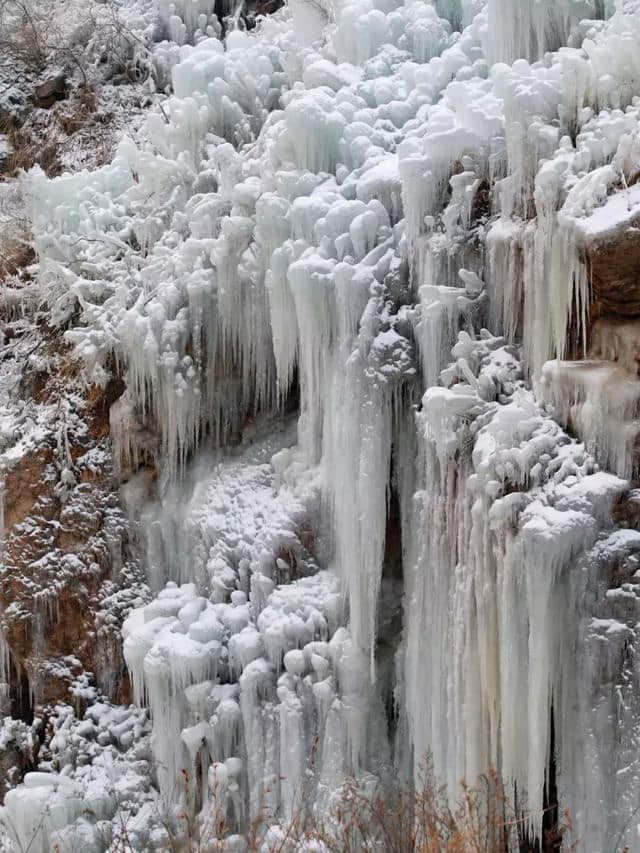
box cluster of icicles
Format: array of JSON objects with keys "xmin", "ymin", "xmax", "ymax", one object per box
[{"xmin": 5, "ymin": 0, "xmax": 640, "ymax": 850}]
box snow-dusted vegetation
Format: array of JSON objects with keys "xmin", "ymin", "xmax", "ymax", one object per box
[{"xmin": 3, "ymin": 0, "xmax": 640, "ymax": 850}]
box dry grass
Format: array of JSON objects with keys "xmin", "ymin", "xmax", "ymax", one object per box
[
  {"xmin": 0, "ymin": 82, "xmax": 106, "ymax": 179},
  {"xmin": 0, "ymin": 115, "xmax": 60, "ymax": 177},
  {"xmin": 0, "ymin": 218, "xmax": 34, "ymax": 283},
  {"xmin": 168, "ymin": 764, "xmax": 577, "ymax": 853},
  {"xmin": 56, "ymin": 85, "xmax": 97, "ymax": 135}
]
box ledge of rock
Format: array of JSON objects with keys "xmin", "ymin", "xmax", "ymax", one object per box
[
  {"xmin": 0, "ymin": 326, "xmax": 147, "ymax": 719},
  {"xmin": 580, "ymin": 186, "xmax": 640, "ymax": 318}
]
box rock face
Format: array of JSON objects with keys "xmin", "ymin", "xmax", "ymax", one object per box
[
  {"xmin": 588, "ymin": 213, "xmax": 640, "ymax": 318},
  {"xmin": 541, "ymin": 189, "xmax": 640, "ymax": 480},
  {"xmin": 0, "ymin": 327, "xmax": 147, "ymax": 718}
]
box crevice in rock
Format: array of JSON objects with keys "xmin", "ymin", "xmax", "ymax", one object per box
[{"xmin": 376, "ymin": 454, "xmax": 404, "ymax": 740}]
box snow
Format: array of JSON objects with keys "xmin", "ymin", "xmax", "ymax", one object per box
[{"xmin": 573, "ymin": 179, "xmax": 640, "ymax": 235}]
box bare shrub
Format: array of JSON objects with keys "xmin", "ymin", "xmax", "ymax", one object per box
[
  {"xmin": 0, "ymin": 0, "xmax": 153, "ymax": 96},
  {"xmin": 56, "ymin": 86, "xmax": 98, "ymax": 135},
  {"xmin": 0, "ymin": 0, "xmax": 48, "ymax": 71},
  {"xmin": 162, "ymin": 763, "xmax": 578, "ymax": 853},
  {"xmin": 0, "ymin": 115, "xmax": 61, "ymax": 176},
  {"xmin": 1, "ymin": 760, "xmax": 580, "ymax": 853}
]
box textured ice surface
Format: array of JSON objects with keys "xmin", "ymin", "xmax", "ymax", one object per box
[
  {"xmin": 402, "ymin": 332, "xmax": 636, "ymax": 844},
  {"xmin": 0, "ymin": 704, "xmax": 152, "ymax": 853},
  {"xmin": 7, "ymin": 0, "xmax": 640, "ymax": 850}
]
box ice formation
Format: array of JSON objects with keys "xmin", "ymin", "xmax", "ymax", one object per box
[
  {"xmin": 6, "ymin": 0, "xmax": 640, "ymax": 850},
  {"xmin": 0, "ymin": 704, "xmax": 153, "ymax": 853}
]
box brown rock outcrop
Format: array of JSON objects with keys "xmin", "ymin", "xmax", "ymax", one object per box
[
  {"xmin": 588, "ymin": 213, "xmax": 640, "ymax": 318},
  {"xmin": 0, "ymin": 328, "xmax": 147, "ymax": 720},
  {"xmin": 34, "ymin": 73, "xmax": 67, "ymax": 108}
]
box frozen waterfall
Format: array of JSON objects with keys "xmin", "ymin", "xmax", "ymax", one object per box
[{"xmin": 4, "ymin": 0, "xmax": 640, "ymax": 850}]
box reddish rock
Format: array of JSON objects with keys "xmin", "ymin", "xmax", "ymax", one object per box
[{"xmin": 0, "ymin": 332, "xmax": 146, "ymax": 720}]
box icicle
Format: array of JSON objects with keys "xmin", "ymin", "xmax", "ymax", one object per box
[
  {"xmin": 0, "ymin": 478, "xmax": 5, "ymax": 562},
  {"xmin": 266, "ymin": 244, "xmax": 299, "ymax": 404},
  {"xmin": 487, "ymin": 0, "xmax": 602, "ymax": 66},
  {"xmin": 486, "ymin": 219, "xmax": 524, "ymax": 342},
  {"xmin": 539, "ymin": 357, "xmax": 640, "ymax": 480},
  {"xmin": 287, "ymin": 252, "xmax": 336, "ymax": 461}
]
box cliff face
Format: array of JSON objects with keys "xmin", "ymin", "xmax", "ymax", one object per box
[
  {"xmin": 0, "ymin": 313, "xmax": 148, "ymax": 711},
  {"xmin": 4, "ymin": 1, "xmax": 640, "ymax": 852},
  {"xmin": 0, "ymin": 2, "xmax": 153, "ymax": 810},
  {"xmin": 590, "ymin": 221, "xmax": 640, "ymax": 317}
]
